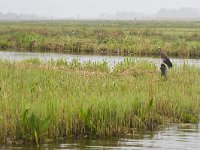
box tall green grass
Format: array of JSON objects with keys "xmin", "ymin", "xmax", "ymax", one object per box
[
  {"xmin": 0, "ymin": 21, "xmax": 200, "ymax": 57},
  {"xmin": 0, "ymin": 59, "xmax": 200, "ymax": 145}
]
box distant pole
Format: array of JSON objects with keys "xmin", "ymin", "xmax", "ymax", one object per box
[{"xmin": 78, "ymin": 14, "xmax": 79, "ymax": 20}]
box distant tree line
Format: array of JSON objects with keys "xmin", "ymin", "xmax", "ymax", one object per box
[
  {"xmin": 0, "ymin": 12, "xmax": 52, "ymax": 20},
  {"xmin": 99, "ymin": 7, "xmax": 200, "ymax": 20}
]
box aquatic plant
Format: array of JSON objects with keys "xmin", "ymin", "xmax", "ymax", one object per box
[
  {"xmin": 0, "ymin": 59, "xmax": 200, "ymax": 144},
  {"xmin": 21, "ymin": 108, "xmax": 51, "ymax": 145},
  {"xmin": 0, "ymin": 21, "xmax": 200, "ymax": 57}
]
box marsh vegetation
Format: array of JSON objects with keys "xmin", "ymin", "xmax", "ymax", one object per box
[
  {"xmin": 0, "ymin": 21, "xmax": 200, "ymax": 57},
  {"xmin": 0, "ymin": 59, "xmax": 200, "ymax": 145}
]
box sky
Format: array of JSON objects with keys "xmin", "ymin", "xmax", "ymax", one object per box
[{"xmin": 0, "ymin": 0, "xmax": 200, "ymax": 18}]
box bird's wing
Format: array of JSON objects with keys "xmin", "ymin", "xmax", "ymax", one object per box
[{"xmin": 163, "ymin": 58, "xmax": 172, "ymax": 68}]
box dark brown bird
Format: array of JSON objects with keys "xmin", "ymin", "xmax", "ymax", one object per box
[
  {"xmin": 160, "ymin": 63, "xmax": 167, "ymax": 77},
  {"xmin": 157, "ymin": 48, "xmax": 172, "ymax": 69}
]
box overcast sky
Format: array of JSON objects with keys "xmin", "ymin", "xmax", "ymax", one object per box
[{"xmin": 0, "ymin": 0, "xmax": 200, "ymax": 18}]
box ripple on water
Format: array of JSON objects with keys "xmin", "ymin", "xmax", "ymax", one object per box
[
  {"xmin": 1, "ymin": 51, "xmax": 200, "ymax": 69},
  {"xmin": 1, "ymin": 124, "xmax": 200, "ymax": 149}
]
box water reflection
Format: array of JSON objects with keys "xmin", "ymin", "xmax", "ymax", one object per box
[
  {"xmin": 1, "ymin": 124, "xmax": 200, "ymax": 150},
  {"xmin": 0, "ymin": 51, "xmax": 200, "ymax": 68}
]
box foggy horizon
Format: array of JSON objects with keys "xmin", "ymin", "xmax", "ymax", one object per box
[{"xmin": 0, "ymin": 0, "xmax": 200, "ymax": 19}]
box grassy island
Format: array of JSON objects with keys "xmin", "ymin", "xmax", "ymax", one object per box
[
  {"xmin": 0, "ymin": 59, "xmax": 200, "ymax": 144},
  {"xmin": 0, "ymin": 21, "xmax": 200, "ymax": 57}
]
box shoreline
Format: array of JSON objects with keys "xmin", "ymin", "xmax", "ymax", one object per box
[{"xmin": 0, "ymin": 59, "xmax": 200, "ymax": 145}]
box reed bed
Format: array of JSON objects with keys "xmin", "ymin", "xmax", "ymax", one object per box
[
  {"xmin": 0, "ymin": 58, "xmax": 200, "ymax": 145},
  {"xmin": 0, "ymin": 21, "xmax": 200, "ymax": 57}
]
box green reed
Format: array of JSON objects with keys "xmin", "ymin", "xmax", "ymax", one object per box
[
  {"xmin": 0, "ymin": 21, "xmax": 200, "ymax": 57},
  {"xmin": 0, "ymin": 59, "xmax": 200, "ymax": 145}
]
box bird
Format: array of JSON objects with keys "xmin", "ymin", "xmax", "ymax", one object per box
[
  {"xmin": 157, "ymin": 48, "xmax": 172, "ymax": 69},
  {"xmin": 160, "ymin": 63, "xmax": 167, "ymax": 77}
]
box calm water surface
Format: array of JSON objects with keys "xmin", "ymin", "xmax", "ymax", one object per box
[
  {"xmin": 0, "ymin": 51, "xmax": 200, "ymax": 68},
  {"xmin": 1, "ymin": 124, "xmax": 200, "ymax": 150}
]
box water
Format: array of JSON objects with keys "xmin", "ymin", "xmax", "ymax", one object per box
[
  {"xmin": 1, "ymin": 124, "xmax": 200, "ymax": 150},
  {"xmin": 0, "ymin": 51, "xmax": 200, "ymax": 68},
  {"xmin": 1, "ymin": 51, "xmax": 200, "ymax": 149}
]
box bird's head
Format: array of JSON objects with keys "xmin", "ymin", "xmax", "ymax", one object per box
[
  {"xmin": 157, "ymin": 47, "xmax": 168, "ymax": 57},
  {"xmin": 157, "ymin": 47, "xmax": 162, "ymax": 55}
]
